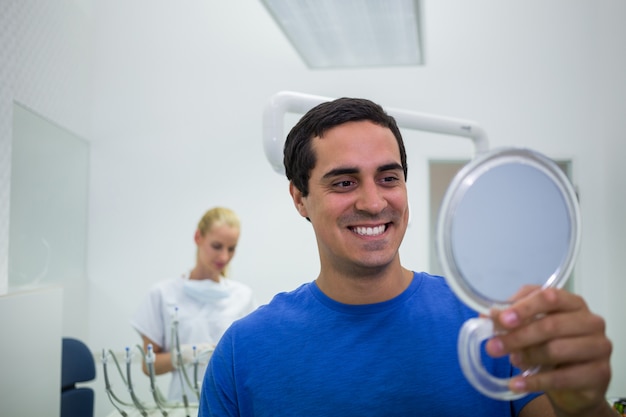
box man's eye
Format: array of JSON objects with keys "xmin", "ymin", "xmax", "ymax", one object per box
[
  {"xmin": 334, "ymin": 180, "xmax": 355, "ymax": 188},
  {"xmin": 380, "ymin": 176, "xmax": 399, "ymax": 183}
]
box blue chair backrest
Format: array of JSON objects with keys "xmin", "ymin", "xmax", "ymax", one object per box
[{"xmin": 61, "ymin": 337, "xmax": 96, "ymax": 417}]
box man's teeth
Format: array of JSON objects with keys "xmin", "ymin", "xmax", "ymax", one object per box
[{"xmin": 352, "ymin": 225, "xmax": 386, "ymax": 236}]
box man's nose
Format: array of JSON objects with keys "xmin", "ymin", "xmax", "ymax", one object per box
[{"xmin": 355, "ymin": 181, "xmax": 387, "ymax": 214}]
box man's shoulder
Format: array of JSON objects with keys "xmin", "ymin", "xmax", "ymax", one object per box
[
  {"xmin": 410, "ymin": 271, "xmax": 475, "ymax": 315},
  {"xmin": 411, "ymin": 271, "xmax": 454, "ymax": 294},
  {"xmin": 231, "ymin": 282, "xmax": 313, "ymax": 325}
]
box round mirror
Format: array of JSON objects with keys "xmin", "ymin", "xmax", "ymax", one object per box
[
  {"xmin": 436, "ymin": 147, "xmax": 581, "ymax": 313},
  {"xmin": 435, "ymin": 147, "xmax": 581, "ymax": 399}
]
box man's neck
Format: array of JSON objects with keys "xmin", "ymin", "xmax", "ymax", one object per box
[{"xmin": 315, "ymin": 263, "xmax": 413, "ymax": 305}]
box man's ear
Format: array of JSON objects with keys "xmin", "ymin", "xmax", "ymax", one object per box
[
  {"xmin": 289, "ymin": 182, "xmax": 309, "ymax": 218},
  {"xmin": 194, "ymin": 229, "xmax": 202, "ymax": 245}
]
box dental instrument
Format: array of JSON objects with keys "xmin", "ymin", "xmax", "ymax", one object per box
[
  {"xmin": 103, "ymin": 303, "xmax": 216, "ymax": 416},
  {"xmin": 125, "ymin": 346, "xmax": 150, "ymax": 416},
  {"xmin": 102, "ymin": 349, "xmax": 130, "ymax": 417},
  {"xmin": 171, "ymin": 308, "xmax": 192, "ymax": 417},
  {"xmin": 144, "ymin": 344, "xmax": 169, "ymax": 416}
]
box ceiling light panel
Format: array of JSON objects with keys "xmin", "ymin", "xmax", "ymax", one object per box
[{"xmin": 261, "ymin": 0, "xmax": 423, "ymax": 69}]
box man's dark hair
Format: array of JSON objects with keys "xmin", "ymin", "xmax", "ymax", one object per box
[{"xmin": 283, "ymin": 97, "xmax": 408, "ymax": 197}]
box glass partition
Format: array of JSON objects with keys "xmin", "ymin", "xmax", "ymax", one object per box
[{"xmin": 8, "ymin": 102, "xmax": 89, "ymax": 292}]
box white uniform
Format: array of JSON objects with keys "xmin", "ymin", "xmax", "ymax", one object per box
[{"xmin": 130, "ymin": 273, "xmax": 256, "ymax": 401}]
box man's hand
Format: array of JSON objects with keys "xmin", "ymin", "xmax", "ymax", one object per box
[{"xmin": 485, "ymin": 286, "xmax": 614, "ymax": 417}]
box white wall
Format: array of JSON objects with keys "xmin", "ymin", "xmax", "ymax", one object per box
[
  {"xmin": 0, "ymin": 1, "xmax": 93, "ymax": 415},
  {"xmin": 0, "ymin": 287, "xmax": 63, "ymax": 416},
  {"xmin": 0, "ymin": 0, "xmax": 93, "ymax": 297},
  {"xmin": 1, "ymin": 1, "xmax": 624, "ymax": 416},
  {"xmin": 598, "ymin": 0, "xmax": 626, "ymax": 402}
]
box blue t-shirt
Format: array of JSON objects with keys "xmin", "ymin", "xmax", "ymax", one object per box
[{"xmin": 200, "ymin": 272, "xmax": 539, "ymax": 416}]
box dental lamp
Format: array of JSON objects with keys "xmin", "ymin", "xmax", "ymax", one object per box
[{"xmin": 262, "ymin": 91, "xmax": 490, "ymax": 175}]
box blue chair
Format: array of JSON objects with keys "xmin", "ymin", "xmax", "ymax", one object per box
[{"xmin": 61, "ymin": 337, "xmax": 96, "ymax": 417}]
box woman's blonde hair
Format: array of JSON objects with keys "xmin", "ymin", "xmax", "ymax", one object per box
[{"xmin": 197, "ymin": 207, "xmax": 240, "ymax": 277}]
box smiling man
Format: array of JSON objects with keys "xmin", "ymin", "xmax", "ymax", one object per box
[
  {"xmin": 293, "ymin": 119, "xmax": 411, "ymax": 304},
  {"xmin": 199, "ymin": 98, "xmax": 614, "ymax": 417}
]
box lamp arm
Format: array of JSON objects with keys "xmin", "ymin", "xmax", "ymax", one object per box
[
  {"xmin": 262, "ymin": 91, "xmax": 330, "ymax": 174},
  {"xmin": 262, "ymin": 91, "xmax": 490, "ymax": 175},
  {"xmin": 385, "ymin": 107, "xmax": 489, "ymax": 155}
]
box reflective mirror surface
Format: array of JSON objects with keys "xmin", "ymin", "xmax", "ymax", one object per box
[{"xmin": 437, "ymin": 148, "xmax": 580, "ymax": 313}]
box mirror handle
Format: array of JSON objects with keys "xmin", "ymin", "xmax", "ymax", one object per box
[{"xmin": 458, "ymin": 317, "xmax": 530, "ymax": 400}]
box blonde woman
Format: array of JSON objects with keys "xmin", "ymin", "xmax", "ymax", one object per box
[{"xmin": 131, "ymin": 207, "xmax": 256, "ymax": 402}]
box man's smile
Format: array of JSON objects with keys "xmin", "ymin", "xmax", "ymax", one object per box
[{"xmin": 349, "ymin": 224, "xmax": 388, "ymax": 237}]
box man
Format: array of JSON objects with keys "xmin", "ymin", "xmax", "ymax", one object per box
[{"xmin": 199, "ymin": 98, "xmax": 613, "ymax": 416}]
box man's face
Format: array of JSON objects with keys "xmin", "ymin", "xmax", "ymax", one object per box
[{"xmin": 290, "ymin": 120, "xmax": 409, "ymax": 276}]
